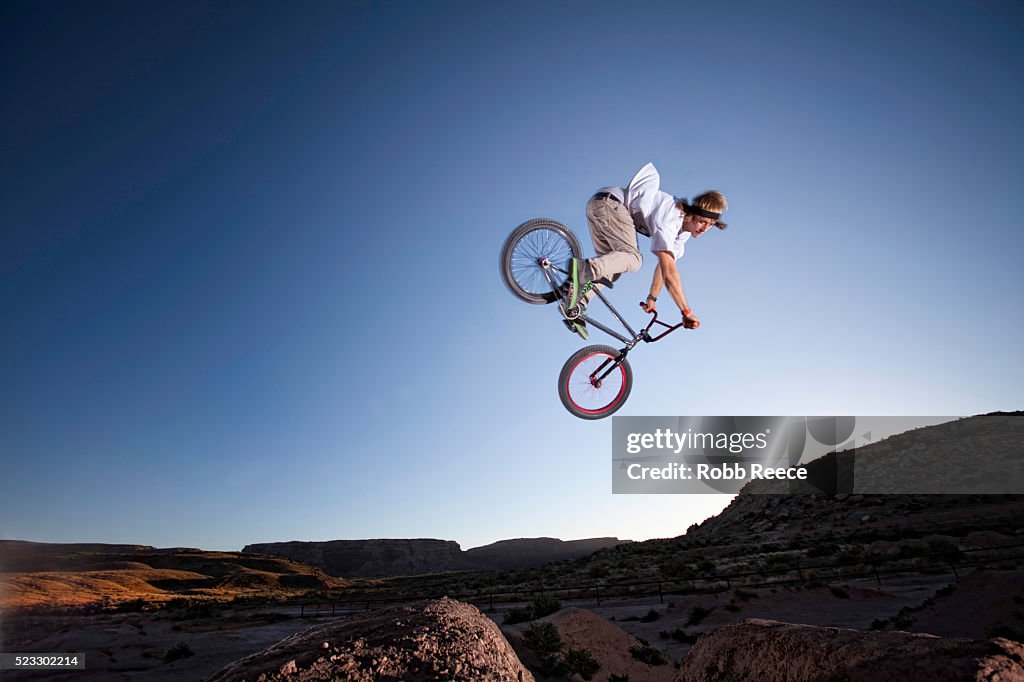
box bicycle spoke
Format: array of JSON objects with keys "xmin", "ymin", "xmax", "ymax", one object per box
[
  {"xmin": 565, "ymin": 352, "xmax": 625, "ymax": 413},
  {"xmin": 508, "ymin": 227, "xmax": 574, "ymax": 294}
]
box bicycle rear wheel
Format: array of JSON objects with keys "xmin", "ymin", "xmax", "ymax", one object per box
[
  {"xmin": 500, "ymin": 218, "xmax": 583, "ymax": 304},
  {"xmin": 558, "ymin": 345, "xmax": 633, "ymax": 420}
]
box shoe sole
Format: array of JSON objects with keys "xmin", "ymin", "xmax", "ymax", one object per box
[{"xmin": 569, "ymin": 260, "xmax": 581, "ymax": 309}]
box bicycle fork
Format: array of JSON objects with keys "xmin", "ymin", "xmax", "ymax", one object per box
[{"xmin": 588, "ymin": 352, "xmax": 627, "ymax": 388}]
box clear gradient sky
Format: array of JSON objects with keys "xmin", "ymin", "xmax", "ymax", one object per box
[{"xmin": 2, "ymin": 1, "xmax": 1022, "ymax": 551}]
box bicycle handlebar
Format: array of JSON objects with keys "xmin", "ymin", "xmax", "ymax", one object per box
[{"xmin": 640, "ymin": 306, "xmax": 685, "ymax": 343}]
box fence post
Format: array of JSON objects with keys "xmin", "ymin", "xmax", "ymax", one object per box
[
  {"xmin": 871, "ymin": 562, "xmax": 881, "ymax": 586},
  {"xmin": 950, "ymin": 560, "xmax": 959, "ymax": 581},
  {"xmin": 658, "ymin": 582, "xmax": 663, "ymax": 604},
  {"xmin": 300, "ymin": 602, "xmax": 305, "ymax": 617},
  {"xmin": 594, "ymin": 586, "xmax": 601, "ymax": 607}
]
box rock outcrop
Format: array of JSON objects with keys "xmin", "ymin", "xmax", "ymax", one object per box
[
  {"xmin": 676, "ymin": 618, "xmax": 1024, "ymax": 681},
  {"xmin": 206, "ymin": 597, "xmax": 534, "ymax": 682}
]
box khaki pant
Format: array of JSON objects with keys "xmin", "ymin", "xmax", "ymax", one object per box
[{"xmin": 584, "ymin": 196, "xmax": 642, "ymax": 301}]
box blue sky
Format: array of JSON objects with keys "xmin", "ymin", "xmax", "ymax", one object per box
[{"xmin": 2, "ymin": 1, "xmax": 1022, "ymax": 551}]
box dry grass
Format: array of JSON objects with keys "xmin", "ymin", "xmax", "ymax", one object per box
[
  {"xmin": 0, "ymin": 569, "xmax": 208, "ymax": 608},
  {"xmin": 0, "ymin": 543, "xmax": 352, "ymax": 611}
]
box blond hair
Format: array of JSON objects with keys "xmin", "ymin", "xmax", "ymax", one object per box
[{"xmin": 678, "ymin": 190, "xmax": 729, "ymax": 229}]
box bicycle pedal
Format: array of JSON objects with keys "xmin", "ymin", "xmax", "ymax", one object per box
[{"xmin": 563, "ymin": 304, "xmax": 583, "ymax": 320}]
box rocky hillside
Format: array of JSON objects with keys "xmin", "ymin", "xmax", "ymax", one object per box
[
  {"xmin": 686, "ymin": 413, "xmax": 1024, "ymax": 546},
  {"xmin": 523, "ymin": 414, "xmax": 1024, "ymax": 591},
  {"xmin": 244, "ymin": 537, "xmax": 627, "ymax": 578}
]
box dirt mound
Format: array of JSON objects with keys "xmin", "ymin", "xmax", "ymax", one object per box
[
  {"xmin": 676, "ymin": 618, "xmax": 1024, "ymax": 681},
  {"xmin": 206, "ymin": 597, "xmax": 534, "ymax": 681},
  {"xmin": 535, "ymin": 607, "xmax": 676, "ymax": 681}
]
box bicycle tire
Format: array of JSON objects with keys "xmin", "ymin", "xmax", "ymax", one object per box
[
  {"xmin": 500, "ymin": 218, "xmax": 583, "ymax": 305},
  {"xmin": 558, "ymin": 344, "xmax": 633, "ymax": 420}
]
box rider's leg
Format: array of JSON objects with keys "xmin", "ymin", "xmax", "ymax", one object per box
[
  {"xmin": 579, "ymin": 195, "xmax": 642, "ymax": 305},
  {"xmin": 581, "ymin": 273, "xmax": 620, "ymax": 307}
]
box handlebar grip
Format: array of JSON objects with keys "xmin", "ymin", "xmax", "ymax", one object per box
[{"xmin": 639, "ymin": 302, "xmax": 659, "ymax": 325}]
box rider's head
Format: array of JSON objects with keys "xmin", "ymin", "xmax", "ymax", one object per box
[{"xmin": 679, "ymin": 191, "xmax": 728, "ymax": 238}]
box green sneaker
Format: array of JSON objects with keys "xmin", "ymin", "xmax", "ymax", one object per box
[{"xmin": 568, "ymin": 258, "xmax": 595, "ymax": 309}]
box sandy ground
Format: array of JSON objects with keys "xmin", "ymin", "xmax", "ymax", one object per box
[
  {"xmin": 0, "ymin": 608, "xmax": 319, "ymax": 681},
  {"xmin": 0, "ymin": 571, "xmax": 965, "ymax": 680}
]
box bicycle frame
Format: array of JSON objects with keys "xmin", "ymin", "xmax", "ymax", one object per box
[{"xmin": 538, "ymin": 258, "xmax": 685, "ymax": 385}]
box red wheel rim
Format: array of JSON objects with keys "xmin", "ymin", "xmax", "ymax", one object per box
[{"xmin": 565, "ymin": 352, "xmax": 627, "ymax": 416}]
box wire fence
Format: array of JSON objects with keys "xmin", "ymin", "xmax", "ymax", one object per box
[{"xmin": 296, "ymin": 541, "xmax": 1024, "ymax": 618}]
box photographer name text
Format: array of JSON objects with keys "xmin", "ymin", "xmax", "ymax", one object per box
[{"xmin": 626, "ymin": 462, "xmax": 807, "ymax": 481}]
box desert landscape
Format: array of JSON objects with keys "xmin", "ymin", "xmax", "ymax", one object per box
[{"xmin": 2, "ymin": 413, "xmax": 1023, "ymax": 680}]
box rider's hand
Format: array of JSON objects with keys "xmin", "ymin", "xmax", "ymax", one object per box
[
  {"xmin": 640, "ymin": 300, "xmax": 657, "ymax": 314},
  {"xmin": 683, "ymin": 311, "xmax": 700, "ymax": 329}
]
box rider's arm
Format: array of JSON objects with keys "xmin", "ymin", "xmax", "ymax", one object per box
[
  {"xmin": 655, "ymin": 251, "xmax": 689, "ymax": 311},
  {"xmin": 655, "ymin": 251, "xmax": 700, "ymax": 328},
  {"xmin": 647, "ymin": 265, "xmax": 664, "ymax": 301}
]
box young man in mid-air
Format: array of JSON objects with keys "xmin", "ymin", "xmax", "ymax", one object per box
[{"xmin": 564, "ymin": 162, "xmax": 728, "ymax": 340}]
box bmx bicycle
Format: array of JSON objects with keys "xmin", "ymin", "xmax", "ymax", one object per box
[{"xmin": 500, "ymin": 218, "xmax": 685, "ymax": 420}]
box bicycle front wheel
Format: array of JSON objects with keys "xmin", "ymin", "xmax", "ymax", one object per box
[
  {"xmin": 558, "ymin": 345, "xmax": 633, "ymax": 420},
  {"xmin": 500, "ymin": 218, "xmax": 583, "ymax": 304}
]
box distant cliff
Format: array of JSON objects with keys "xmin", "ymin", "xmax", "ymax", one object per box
[
  {"xmin": 465, "ymin": 537, "xmax": 627, "ymax": 570},
  {"xmin": 243, "ymin": 537, "xmax": 628, "ymax": 577},
  {"xmin": 242, "ymin": 539, "xmax": 483, "ymax": 577}
]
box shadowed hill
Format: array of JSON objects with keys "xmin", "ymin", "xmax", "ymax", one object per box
[
  {"xmin": 465, "ymin": 537, "xmax": 629, "ymax": 570},
  {"xmin": 686, "ymin": 413, "xmax": 1024, "ymax": 544}
]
